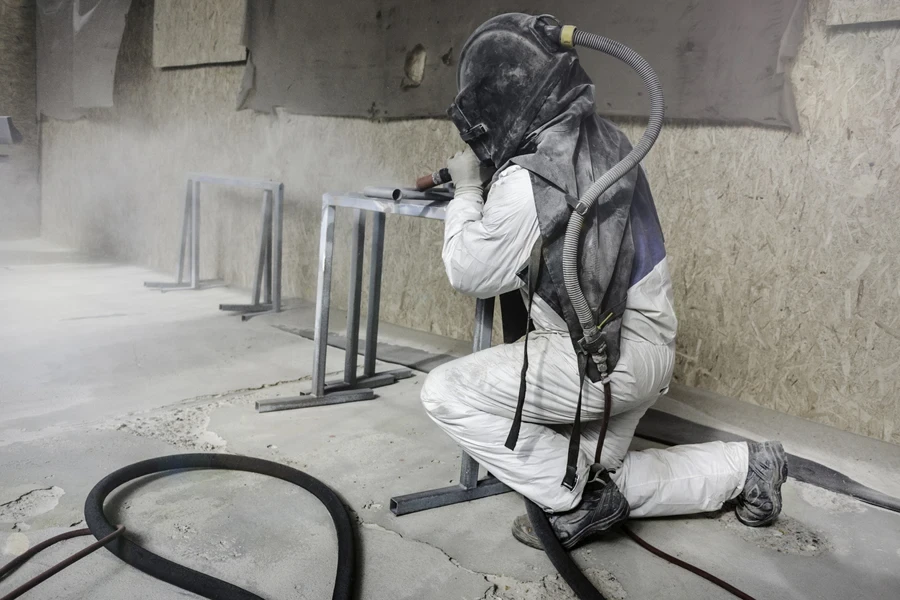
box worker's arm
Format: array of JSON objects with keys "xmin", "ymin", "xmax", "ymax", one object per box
[{"xmin": 442, "ymin": 163, "xmax": 541, "ymax": 299}]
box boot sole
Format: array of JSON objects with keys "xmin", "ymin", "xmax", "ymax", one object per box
[
  {"xmin": 737, "ymin": 443, "xmax": 789, "ymax": 527},
  {"xmin": 511, "ymin": 524, "xmax": 545, "ymax": 550}
]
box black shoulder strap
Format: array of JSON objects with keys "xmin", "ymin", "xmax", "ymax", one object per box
[
  {"xmin": 504, "ymin": 239, "xmax": 543, "ymax": 451},
  {"xmin": 503, "ymin": 236, "xmax": 614, "ymax": 491}
]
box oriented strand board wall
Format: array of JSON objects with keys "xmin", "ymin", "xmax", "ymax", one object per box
[
  {"xmin": 0, "ymin": 0, "xmax": 40, "ymax": 238},
  {"xmin": 828, "ymin": 0, "xmax": 900, "ymax": 25},
  {"xmin": 41, "ymin": 0, "xmax": 900, "ymax": 444},
  {"xmin": 152, "ymin": 0, "xmax": 245, "ymax": 68},
  {"xmin": 628, "ymin": 1, "xmax": 900, "ymax": 444}
]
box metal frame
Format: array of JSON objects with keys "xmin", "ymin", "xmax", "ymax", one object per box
[
  {"xmin": 390, "ymin": 296, "xmax": 510, "ymax": 515},
  {"xmin": 255, "ymin": 192, "xmax": 510, "ymax": 512},
  {"xmin": 256, "ymin": 193, "xmax": 431, "ymax": 412},
  {"xmin": 144, "ymin": 173, "xmax": 284, "ymax": 315}
]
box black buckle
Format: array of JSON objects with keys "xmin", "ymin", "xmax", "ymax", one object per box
[
  {"xmin": 460, "ymin": 122, "xmax": 488, "ymax": 142},
  {"xmin": 562, "ymin": 465, "xmax": 579, "ymax": 490}
]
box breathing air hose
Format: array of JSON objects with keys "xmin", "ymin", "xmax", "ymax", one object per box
[
  {"xmin": 558, "ymin": 25, "xmax": 666, "ymax": 343},
  {"xmin": 523, "ymin": 25, "xmax": 724, "ymax": 600}
]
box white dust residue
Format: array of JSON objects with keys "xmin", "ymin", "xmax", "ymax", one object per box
[
  {"xmin": 485, "ymin": 569, "xmax": 627, "ymax": 600},
  {"xmin": 0, "ymin": 487, "xmax": 65, "ymax": 523},
  {"xmin": 112, "ymin": 405, "xmax": 227, "ymax": 451},
  {"xmin": 710, "ymin": 506, "xmax": 831, "ymax": 556},
  {"xmin": 793, "ymin": 481, "xmax": 867, "ymax": 514},
  {"xmin": 3, "ymin": 533, "xmax": 30, "ymax": 556}
]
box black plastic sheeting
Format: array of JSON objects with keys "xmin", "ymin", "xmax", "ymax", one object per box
[
  {"xmin": 635, "ymin": 410, "xmax": 900, "ymax": 513},
  {"xmin": 239, "ymin": 0, "xmax": 805, "ymax": 129}
]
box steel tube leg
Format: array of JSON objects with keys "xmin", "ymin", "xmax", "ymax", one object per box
[
  {"xmin": 310, "ymin": 201, "xmax": 337, "ymax": 398},
  {"xmin": 190, "ymin": 181, "xmax": 201, "ymax": 289},
  {"xmin": 344, "ymin": 209, "xmax": 366, "ymax": 384},
  {"xmin": 459, "ymin": 453, "xmax": 480, "ymax": 489},
  {"xmin": 263, "ymin": 206, "xmax": 273, "ymax": 305},
  {"xmin": 252, "ymin": 191, "xmax": 273, "ymax": 306},
  {"xmin": 363, "ymin": 212, "xmax": 386, "ymax": 378},
  {"xmin": 389, "ymin": 295, "xmax": 509, "ymax": 515},
  {"xmin": 176, "ymin": 179, "xmax": 192, "ymax": 284},
  {"xmin": 272, "ymin": 184, "xmax": 284, "ymax": 312},
  {"xmin": 472, "ymin": 297, "xmax": 494, "ymax": 353},
  {"xmin": 459, "ymin": 296, "xmax": 495, "ymax": 488}
]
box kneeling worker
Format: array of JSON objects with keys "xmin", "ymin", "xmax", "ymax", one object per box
[{"xmin": 421, "ymin": 13, "xmax": 788, "ymax": 549}]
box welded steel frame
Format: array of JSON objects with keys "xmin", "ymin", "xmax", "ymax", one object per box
[
  {"xmin": 254, "ymin": 192, "xmax": 509, "ymax": 511},
  {"xmin": 144, "ymin": 173, "xmax": 284, "ymax": 315},
  {"xmin": 390, "ymin": 295, "xmax": 511, "ymax": 515}
]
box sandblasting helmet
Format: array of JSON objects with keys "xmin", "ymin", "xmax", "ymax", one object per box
[{"xmin": 448, "ymin": 14, "xmax": 576, "ymax": 168}]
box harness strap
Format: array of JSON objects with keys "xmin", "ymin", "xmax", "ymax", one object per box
[
  {"xmin": 504, "ymin": 239, "xmax": 543, "ymax": 451},
  {"xmin": 563, "ymin": 361, "xmax": 613, "ymax": 490},
  {"xmin": 503, "ymin": 237, "xmax": 613, "ymax": 490},
  {"xmin": 596, "ymin": 380, "xmax": 612, "ymax": 464},
  {"xmin": 562, "ymin": 352, "xmax": 588, "ymax": 489}
]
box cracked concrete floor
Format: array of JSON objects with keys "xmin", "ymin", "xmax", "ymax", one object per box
[{"xmin": 2, "ymin": 239, "xmax": 900, "ymax": 599}]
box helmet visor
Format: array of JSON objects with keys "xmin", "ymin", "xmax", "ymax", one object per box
[{"xmin": 448, "ymin": 100, "xmax": 493, "ymax": 166}]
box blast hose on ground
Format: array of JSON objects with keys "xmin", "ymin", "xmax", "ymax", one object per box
[{"xmin": 84, "ymin": 454, "xmax": 357, "ymax": 600}]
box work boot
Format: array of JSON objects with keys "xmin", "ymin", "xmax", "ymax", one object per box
[
  {"xmin": 735, "ymin": 441, "xmax": 789, "ymax": 527},
  {"xmin": 511, "ymin": 475, "xmax": 630, "ymax": 550}
]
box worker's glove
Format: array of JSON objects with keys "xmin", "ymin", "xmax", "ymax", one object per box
[{"xmin": 447, "ymin": 147, "xmax": 494, "ymax": 198}]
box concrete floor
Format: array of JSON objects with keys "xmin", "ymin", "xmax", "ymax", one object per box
[{"xmin": 2, "ymin": 239, "xmax": 899, "ymax": 600}]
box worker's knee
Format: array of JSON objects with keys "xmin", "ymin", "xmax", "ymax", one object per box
[
  {"xmin": 420, "ymin": 362, "xmax": 451, "ymax": 415},
  {"xmin": 421, "ymin": 359, "xmax": 475, "ymax": 422}
]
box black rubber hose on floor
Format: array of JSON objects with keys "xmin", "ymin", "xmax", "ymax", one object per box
[
  {"xmin": 527, "ymin": 498, "xmax": 759, "ymax": 600},
  {"xmin": 525, "ymin": 499, "xmax": 607, "ymax": 600},
  {"xmin": 83, "ymin": 454, "xmax": 356, "ymax": 600}
]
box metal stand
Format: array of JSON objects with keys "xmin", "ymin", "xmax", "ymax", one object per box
[
  {"xmin": 145, "ymin": 173, "xmax": 284, "ymax": 315},
  {"xmin": 390, "ymin": 296, "xmax": 511, "ymax": 515},
  {"xmin": 256, "ymin": 194, "xmax": 430, "ymax": 413},
  {"xmin": 254, "ymin": 192, "xmax": 509, "ymax": 511}
]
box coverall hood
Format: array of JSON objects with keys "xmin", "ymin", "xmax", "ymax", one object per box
[{"xmin": 449, "ymin": 13, "xmax": 578, "ymax": 168}]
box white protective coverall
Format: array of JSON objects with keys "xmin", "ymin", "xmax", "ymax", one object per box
[{"xmin": 421, "ymin": 164, "xmax": 750, "ymax": 515}]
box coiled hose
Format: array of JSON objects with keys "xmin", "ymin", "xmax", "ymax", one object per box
[
  {"xmin": 84, "ymin": 454, "xmax": 356, "ymax": 600},
  {"xmin": 560, "ymin": 27, "xmax": 665, "ymax": 338}
]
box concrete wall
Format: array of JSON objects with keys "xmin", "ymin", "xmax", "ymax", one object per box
[
  {"xmin": 0, "ymin": 0, "xmax": 40, "ymax": 238},
  {"xmin": 40, "ymin": 0, "xmax": 900, "ymax": 445}
]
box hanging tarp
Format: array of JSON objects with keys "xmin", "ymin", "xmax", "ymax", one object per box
[
  {"xmin": 827, "ymin": 0, "xmax": 900, "ymax": 26},
  {"xmin": 238, "ymin": 0, "xmax": 805, "ymax": 129},
  {"xmin": 36, "ymin": 0, "xmax": 132, "ymax": 120}
]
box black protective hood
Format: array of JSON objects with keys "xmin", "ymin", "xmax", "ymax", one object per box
[
  {"xmin": 510, "ymin": 60, "xmax": 642, "ymax": 380},
  {"xmin": 449, "ymin": 13, "xmax": 575, "ymax": 168},
  {"xmin": 453, "ymin": 12, "xmax": 649, "ymax": 382}
]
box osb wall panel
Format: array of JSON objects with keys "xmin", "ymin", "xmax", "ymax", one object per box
[
  {"xmin": 828, "ymin": 0, "xmax": 900, "ymax": 25},
  {"xmin": 152, "ymin": 0, "xmax": 245, "ymax": 68},
  {"xmin": 41, "ymin": 0, "xmax": 900, "ymax": 444},
  {"xmin": 621, "ymin": 0, "xmax": 900, "ymax": 444},
  {"xmin": 0, "ymin": 0, "xmax": 40, "ymax": 238}
]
